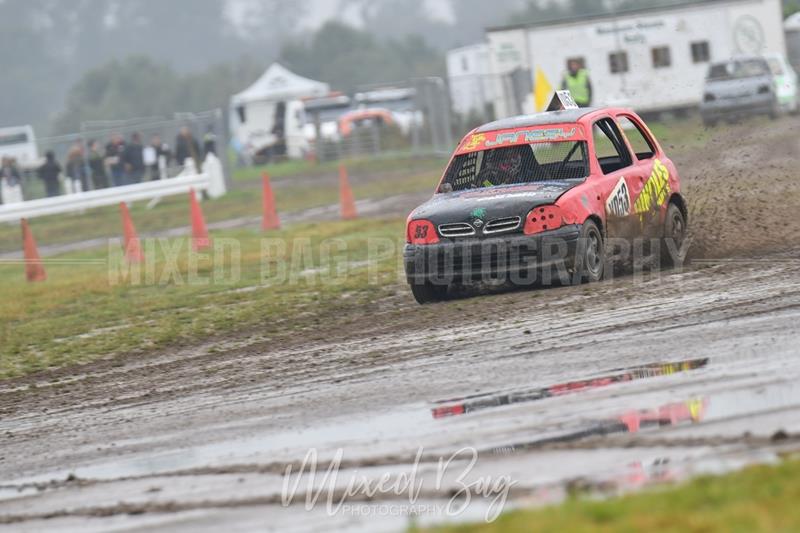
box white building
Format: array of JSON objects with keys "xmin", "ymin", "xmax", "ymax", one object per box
[
  {"xmin": 446, "ymin": 43, "xmax": 496, "ymax": 118},
  {"xmin": 484, "ymin": 0, "xmax": 786, "ymax": 117}
]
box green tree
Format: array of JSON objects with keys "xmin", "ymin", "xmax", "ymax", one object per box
[
  {"xmin": 279, "ymin": 22, "xmax": 444, "ymax": 93},
  {"xmin": 51, "ymin": 56, "xmax": 265, "ymax": 134},
  {"xmin": 0, "ymin": 0, "xmax": 303, "ymax": 131}
]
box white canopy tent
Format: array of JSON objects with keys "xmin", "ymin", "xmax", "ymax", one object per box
[
  {"xmin": 231, "ymin": 63, "xmax": 330, "ymax": 106},
  {"xmin": 230, "ymin": 63, "xmax": 330, "ymax": 160}
]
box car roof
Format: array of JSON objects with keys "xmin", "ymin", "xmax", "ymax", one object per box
[{"xmin": 475, "ymin": 108, "xmax": 600, "ymax": 133}]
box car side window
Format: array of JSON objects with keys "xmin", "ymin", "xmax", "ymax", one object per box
[
  {"xmin": 592, "ymin": 118, "xmax": 633, "ymax": 175},
  {"xmin": 617, "ymin": 116, "xmax": 657, "ymax": 160}
]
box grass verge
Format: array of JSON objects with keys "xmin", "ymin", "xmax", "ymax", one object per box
[
  {"xmin": 419, "ymin": 457, "xmax": 800, "ymax": 533},
  {"xmin": 0, "ymin": 218, "xmax": 407, "ymax": 379}
]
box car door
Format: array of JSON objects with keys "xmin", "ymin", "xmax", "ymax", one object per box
[
  {"xmin": 590, "ymin": 117, "xmax": 638, "ymax": 238},
  {"xmin": 616, "ymin": 113, "xmax": 670, "ymax": 236}
]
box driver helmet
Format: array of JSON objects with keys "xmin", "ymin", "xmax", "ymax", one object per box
[{"xmin": 492, "ymin": 146, "xmax": 526, "ymax": 176}]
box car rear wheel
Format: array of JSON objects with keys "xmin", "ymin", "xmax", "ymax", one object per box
[
  {"xmin": 661, "ymin": 203, "xmax": 688, "ymax": 268},
  {"xmin": 574, "ymin": 220, "xmax": 605, "ymax": 283},
  {"xmin": 769, "ymin": 102, "xmax": 780, "ymax": 120},
  {"xmin": 410, "ymin": 282, "xmax": 448, "ymax": 305}
]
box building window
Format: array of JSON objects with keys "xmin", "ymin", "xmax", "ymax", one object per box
[
  {"xmin": 566, "ymin": 57, "xmax": 586, "ymax": 70},
  {"xmin": 652, "ymin": 46, "xmax": 672, "ymax": 68},
  {"xmin": 609, "ymin": 51, "xmax": 629, "ymax": 74},
  {"xmin": 691, "ymin": 41, "xmax": 710, "ymax": 63}
]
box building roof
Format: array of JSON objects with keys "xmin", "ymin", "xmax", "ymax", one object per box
[
  {"xmin": 487, "ymin": 0, "xmax": 755, "ymax": 33},
  {"xmin": 475, "ymin": 108, "xmax": 598, "ymax": 132}
]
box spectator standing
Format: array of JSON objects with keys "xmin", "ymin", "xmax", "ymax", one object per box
[
  {"xmin": 175, "ymin": 127, "xmax": 201, "ymax": 172},
  {"xmin": 88, "ymin": 139, "xmax": 109, "ymax": 189},
  {"xmin": 1, "ymin": 157, "xmax": 22, "ymax": 204},
  {"xmin": 143, "ymin": 140, "xmax": 157, "ymax": 181},
  {"xmin": 561, "ymin": 59, "xmax": 593, "ymax": 108},
  {"xmin": 203, "ymin": 125, "xmax": 217, "ymax": 157},
  {"xmin": 65, "ymin": 141, "xmax": 88, "ymax": 192},
  {"xmin": 105, "ymin": 133, "xmax": 126, "ymax": 186},
  {"xmin": 123, "ymin": 132, "xmax": 145, "ymax": 183},
  {"xmin": 37, "ymin": 151, "xmax": 62, "ymax": 197},
  {"xmin": 145, "ymin": 134, "xmax": 171, "ymax": 180},
  {"xmin": 0, "ymin": 157, "xmax": 21, "ymax": 186}
]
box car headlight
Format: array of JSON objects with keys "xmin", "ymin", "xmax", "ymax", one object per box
[
  {"xmin": 406, "ymin": 219, "xmax": 439, "ymax": 245},
  {"xmin": 524, "ymin": 205, "xmax": 564, "ymax": 235}
]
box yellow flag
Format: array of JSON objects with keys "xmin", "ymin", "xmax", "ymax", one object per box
[{"xmin": 534, "ymin": 67, "xmax": 554, "ymax": 112}]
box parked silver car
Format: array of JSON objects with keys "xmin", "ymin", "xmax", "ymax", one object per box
[{"xmin": 700, "ymin": 57, "xmax": 779, "ymax": 127}]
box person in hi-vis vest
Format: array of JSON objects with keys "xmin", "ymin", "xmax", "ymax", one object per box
[{"xmin": 561, "ymin": 59, "xmax": 593, "ymax": 108}]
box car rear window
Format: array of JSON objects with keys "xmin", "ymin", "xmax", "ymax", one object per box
[
  {"xmin": 708, "ymin": 59, "xmax": 769, "ymax": 80},
  {"xmin": 439, "ymin": 141, "xmax": 588, "ymax": 193}
]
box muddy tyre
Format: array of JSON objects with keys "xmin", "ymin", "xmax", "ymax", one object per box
[
  {"xmin": 769, "ymin": 100, "xmax": 780, "ymax": 120},
  {"xmin": 410, "ymin": 282, "xmax": 448, "ymax": 305},
  {"xmin": 574, "ymin": 220, "xmax": 605, "ymax": 283},
  {"xmin": 661, "ymin": 203, "xmax": 688, "ymax": 268}
]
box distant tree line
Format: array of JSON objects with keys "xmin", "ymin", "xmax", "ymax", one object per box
[
  {"xmin": 52, "ymin": 21, "xmax": 445, "ymax": 134},
  {"xmin": 8, "ymin": 0, "xmax": 798, "ymax": 135},
  {"xmin": 279, "ymin": 22, "xmax": 444, "ymax": 94},
  {"xmin": 0, "ymin": 0, "xmax": 519, "ymax": 133},
  {"xmin": 52, "ymin": 56, "xmax": 266, "ymax": 134}
]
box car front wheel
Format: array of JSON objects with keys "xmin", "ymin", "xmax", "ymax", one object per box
[
  {"xmin": 574, "ymin": 220, "xmax": 605, "ymax": 283},
  {"xmin": 661, "ymin": 203, "xmax": 688, "ymax": 267},
  {"xmin": 410, "ymin": 282, "xmax": 448, "ymax": 304}
]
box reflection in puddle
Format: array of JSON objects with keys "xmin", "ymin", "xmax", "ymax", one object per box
[
  {"xmin": 490, "ymin": 397, "xmax": 708, "ymax": 454},
  {"xmin": 432, "ymin": 358, "xmax": 709, "ymax": 419}
]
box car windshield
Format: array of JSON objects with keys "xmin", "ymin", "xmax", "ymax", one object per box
[
  {"xmin": 708, "ymin": 59, "xmax": 769, "ymax": 80},
  {"xmin": 767, "ymin": 58, "xmax": 784, "ymax": 76},
  {"xmin": 439, "ymin": 141, "xmax": 589, "ymax": 193}
]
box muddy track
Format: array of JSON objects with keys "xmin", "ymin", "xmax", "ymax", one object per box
[{"xmin": 1, "ymin": 117, "xmax": 800, "ymax": 531}]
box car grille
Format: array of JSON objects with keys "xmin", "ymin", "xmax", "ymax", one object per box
[
  {"xmin": 483, "ymin": 216, "xmax": 521, "ymax": 235},
  {"xmin": 418, "ymin": 242, "xmax": 540, "ymax": 281},
  {"xmin": 438, "ymin": 222, "xmax": 475, "ymax": 238}
]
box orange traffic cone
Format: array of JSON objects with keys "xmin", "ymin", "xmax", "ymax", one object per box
[
  {"xmin": 339, "ymin": 164, "xmax": 357, "ymax": 220},
  {"xmin": 189, "ymin": 188, "xmax": 210, "ymax": 251},
  {"xmin": 21, "ymin": 219, "xmax": 46, "ymax": 282},
  {"xmin": 261, "ymin": 172, "xmax": 281, "ymax": 231},
  {"xmin": 119, "ymin": 202, "xmax": 144, "ymax": 263}
]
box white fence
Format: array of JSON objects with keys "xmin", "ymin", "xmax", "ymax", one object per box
[{"xmin": 0, "ymin": 155, "xmax": 226, "ymax": 223}]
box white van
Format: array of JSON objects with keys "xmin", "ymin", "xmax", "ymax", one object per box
[
  {"xmin": 0, "ymin": 125, "xmax": 38, "ymax": 169},
  {"xmin": 231, "ymin": 99, "xmax": 310, "ymax": 163}
]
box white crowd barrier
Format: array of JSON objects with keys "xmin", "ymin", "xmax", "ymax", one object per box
[{"xmin": 0, "ymin": 154, "xmax": 226, "ymax": 223}]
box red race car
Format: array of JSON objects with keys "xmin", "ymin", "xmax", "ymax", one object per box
[{"xmin": 404, "ymin": 101, "xmax": 688, "ymax": 304}]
